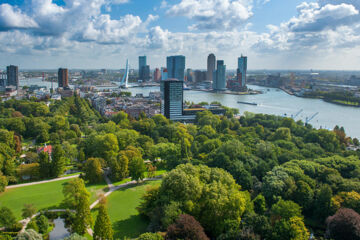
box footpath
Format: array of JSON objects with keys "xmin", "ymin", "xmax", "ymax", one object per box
[{"xmin": 19, "ymin": 174, "xmax": 162, "ymax": 236}]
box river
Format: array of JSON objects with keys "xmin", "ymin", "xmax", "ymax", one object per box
[
  {"xmin": 20, "ymin": 78, "xmax": 360, "ymax": 138},
  {"xmin": 128, "ymin": 85, "xmax": 360, "ymax": 139}
]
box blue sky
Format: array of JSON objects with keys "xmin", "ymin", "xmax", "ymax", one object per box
[{"xmin": 0, "ymin": 0, "xmax": 360, "ymax": 69}]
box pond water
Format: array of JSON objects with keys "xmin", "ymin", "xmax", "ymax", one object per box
[{"xmin": 49, "ymin": 218, "xmax": 70, "ymax": 240}]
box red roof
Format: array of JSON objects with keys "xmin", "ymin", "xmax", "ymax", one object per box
[{"xmin": 37, "ymin": 145, "xmax": 52, "ymax": 154}]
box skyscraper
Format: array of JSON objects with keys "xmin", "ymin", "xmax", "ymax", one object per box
[
  {"xmin": 166, "ymin": 55, "xmax": 185, "ymax": 81},
  {"xmin": 58, "ymin": 68, "xmax": 69, "ymax": 88},
  {"xmin": 238, "ymin": 55, "xmax": 247, "ymax": 87},
  {"xmin": 6, "ymin": 65, "xmax": 19, "ymax": 89},
  {"xmin": 139, "ymin": 56, "xmax": 146, "ymax": 80},
  {"xmin": 160, "ymin": 79, "xmax": 183, "ymax": 120},
  {"xmin": 212, "ymin": 60, "xmax": 226, "ymax": 91},
  {"xmin": 207, "ymin": 54, "xmax": 216, "ymax": 83}
]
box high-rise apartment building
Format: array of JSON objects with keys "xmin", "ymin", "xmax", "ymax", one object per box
[
  {"xmin": 6, "ymin": 65, "xmax": 19, "ymax": 89},
  {"xmin": 238, "ymin": 55, "xmax": 247, "ymax": 87},
  {"xmin": 212, "ymin": 60, "xmax": 226, "ymax": 91},
  {"xmin": 207, "ymin": 54, "xmax": 216, "ymax": 82},
  {"xmin": 160, "ymin": 79, "xmax": 183, "ymax": 120},
  {"xmin": 166, "ymin": 55, "xmax": 185, "ymax": 81},
  {"xmin": 58, "ymin": 68, "xmax": 69, "ymax": 88}
]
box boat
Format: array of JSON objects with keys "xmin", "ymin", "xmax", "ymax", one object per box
[{"xmin": 237, "ymin": 101, "xmax": 258, "ymax": 106}]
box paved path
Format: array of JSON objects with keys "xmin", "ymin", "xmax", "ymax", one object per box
[
  {"xmin": 7, "ymin": 174, "xmax": 80, "ymax": 189},
  {"xmin": 18, "ymin": 173, "xmax": 162, "ymax": 236}
]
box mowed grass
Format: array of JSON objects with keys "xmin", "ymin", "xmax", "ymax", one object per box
[
  {"xmin": 0, "ymin": 177, "xmax": 108, "ymax": 220},
  {"xmin": 92, "ymin": 180, "xmax": 162, "ymax": 239},
  {"xmin": 0, "ymin": 179, "xmax": 71, "ymax": 220}
]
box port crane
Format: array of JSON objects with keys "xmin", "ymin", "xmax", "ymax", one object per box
[
  {"xmin": 291, "ymin": 109, "xmax": 303, "ymax": 119},
  {"xmin": 305, "ymin": 112, "xmax": 319, "ymax": 124}
]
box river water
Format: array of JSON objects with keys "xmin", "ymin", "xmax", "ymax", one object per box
[
  {"xmin": 128, "ymin": 85, "xmax": 360, "ymax": 139},
  {"xmin": 20, "ymin": 78, "xmax": 360, "ymax": 138}
]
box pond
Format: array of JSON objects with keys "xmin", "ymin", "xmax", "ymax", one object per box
[{"xmin": 49, "ymin": 218, "xmax": 70, "ymax": 240}]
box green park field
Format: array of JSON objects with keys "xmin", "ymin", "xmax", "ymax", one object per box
[
  {"xmin": 0, "ymin": 178, "xmax": 108, "ymax": 220},
  {"xmin": 92, "ymin": 180, "xmax": 162, "ymax": 239}
]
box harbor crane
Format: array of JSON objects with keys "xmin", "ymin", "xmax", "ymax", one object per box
[
  {"xmin": 305, "ymin": 112, "xmax": 319, "ymax": 124},
  {"xmin": 291, "ymin": 109, "xmax": 303, "ymax": 119}
]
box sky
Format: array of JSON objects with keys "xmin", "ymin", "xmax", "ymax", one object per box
[{"xmin": 1, "ymin": 0, "xmax": 360, "ymax": 70}]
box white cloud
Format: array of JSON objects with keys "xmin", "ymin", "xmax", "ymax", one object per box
[
  {"xmin": 112, "ymin": 0, "xmax": 130, "ymax": 4},
  {"xmin": 0, "ymin": 4, "xmax": 38, "ymax": 30},
  {"xmin": 167, "ymin": 0, "xmax": 253, "ymax": 31},
  {"xmin": 253, "ymin": 0, "xmax": 360, "ymax": 54}
]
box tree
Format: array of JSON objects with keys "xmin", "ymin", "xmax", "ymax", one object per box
[
  {"xmin": 17, "ymin": 229, "xmax": 43, "ymax": 240},
  {"xmin": 36, "ymin": 215, "xmax": 49, "ymax": 234},
  {"xmin": 94, "ymin": 202, "xmax": 113, "ymax": 240},
  {"xmin": 129, "ymin": 157, "xmax": 146, "ymax": 182},
  {"xmin": 326, "ymin": 208, "xmax": 360, "ymax": 240},
  {"xmin": 147, "ymin": 164, "xmax": 247, "ymax": 237},
  {"xmin": 38, "ymin": 152, "xmax": 51, "ymax": 178},
  {"xmin": 109, "ymin": 154, "xmax": 128, "ymax": 181},
  {"xmin": 314, "ymin": 184, "xmax": 332, "ymax": 221},
  {"xmin": 138, "ymin": 233, "xmax": 164, "ymax": 240},
  {"xmin": 62, "ymin": 178, "xmax": 90, "ymax": 209},
  {"xmin": 51, "ymin": 144, "xmax": 66, "ymax": 177},
  {"xmin": 272, "ymin": 216, "xmax": 309, "ymax": 240},
  {"xmin": 0, "ymin": 207, "xmax": 16, "ymax": 229},
  {"xmin": 271, "ymin": 199, "xmax": 302, "ymax": 221},
  {"xmin": 253, "ymin": 194, "xmax": 267, "ymax": 215},
  {"xmin": 22, "ymin": 204, "xmax": 37, "ymax": 219},
  {"xmin": 73, "ymin": 194, "xmax": 93, "ymax": 235},
  {"xmin": 166, "ymin": 214, "xmax": 209, "ymax": 240},
  {"xmin": 0, "ymin": 172, "xmax": 8, "ymax": 192},
  {"xmin": 63, "ymin": 234, "xmax": 87, "ymax": 240},
  {"xmin": 84, "ymin": 158, "xmax": 103, "ymax": 184},
  {"xmin": 26, "ymin": 220, "xmax": 39, "ymax": 232}
]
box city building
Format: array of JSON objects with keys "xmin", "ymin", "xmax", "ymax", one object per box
[
  {"xmin": 138, "ymin": 56, "xmax": 150, "ymax": 81},
  {"xmin": 0, "ymin": 71, "xmax": 6, "ymax": 88},
  {"xmin": 160, "ymin": 79, "xmax": 183, "ymax": 120},
  {"xmin": 186, "ymin": 69, "xmax": 193, "ymax": 82},
  {"xmin": 161, "ymin": 68, "xmax": 168, "ymax": 80},
  {"xmin": 167, "ymin": 55, "xmax": 185, "ymax": 81},
  {"xmin": 238, "ymin": 55, "xmax": 247, "ymax": 87},
  {"xmin": 207, "ymin": 54, "xmax": 216, "ymax": 83},
  {"xmin": 58, "ymin": 68, "xmax": 69, "ymax": 88},
  {"xmin": 7, "ymin": 65, "xmax": 19, "ymax": 89},
  {"xmin": 194, "ymin": 70, "xmax": 207, "ymax": 83},
  {"xmin": 213, "ymin": 60, "xmax": 226, "ymax": 91},
  {"xmin": 139, "ymin": 55, "xmax": 146, "ymax": 78},
  {"xmin": 154, "ymin": 68, "xmax": 161, "ymax": 82}
]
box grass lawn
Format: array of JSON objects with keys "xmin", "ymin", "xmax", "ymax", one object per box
[
  {"xmin": 0, "ymin": 177, "xmax": 108, "ymax": 220},
  {"xmin": 92, "ymin": 180, "xmax": 162, "ymax": 239},
  {"xmin": 0, "ymin": 179, "xmax": 71, "ymax": 220}
]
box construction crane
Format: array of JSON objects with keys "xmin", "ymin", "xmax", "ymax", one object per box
[
  {"xmin": 291, "ymin": 109, "xmax": 303, "ymax": 119},
  {"xmin": 305, "ymin": 112, "xmax": 319, "ymax": 124}
]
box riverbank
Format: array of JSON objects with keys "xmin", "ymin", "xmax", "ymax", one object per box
[
  {"xmin": 251, "ymin": 84, "xmax": 360, "ymax": 108},
  {"xmin": 192, "ymin": 89, "xmax": 262, "ymax": 96}
]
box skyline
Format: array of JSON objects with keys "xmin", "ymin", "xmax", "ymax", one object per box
[{"xmin": 1, "ymin": 0, "xmax": 360, "ymax": 70}]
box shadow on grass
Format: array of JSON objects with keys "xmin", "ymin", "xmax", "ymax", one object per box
[{"xmin": 113, "ymin": 215, "xmax": 149, "ymax": 239}]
